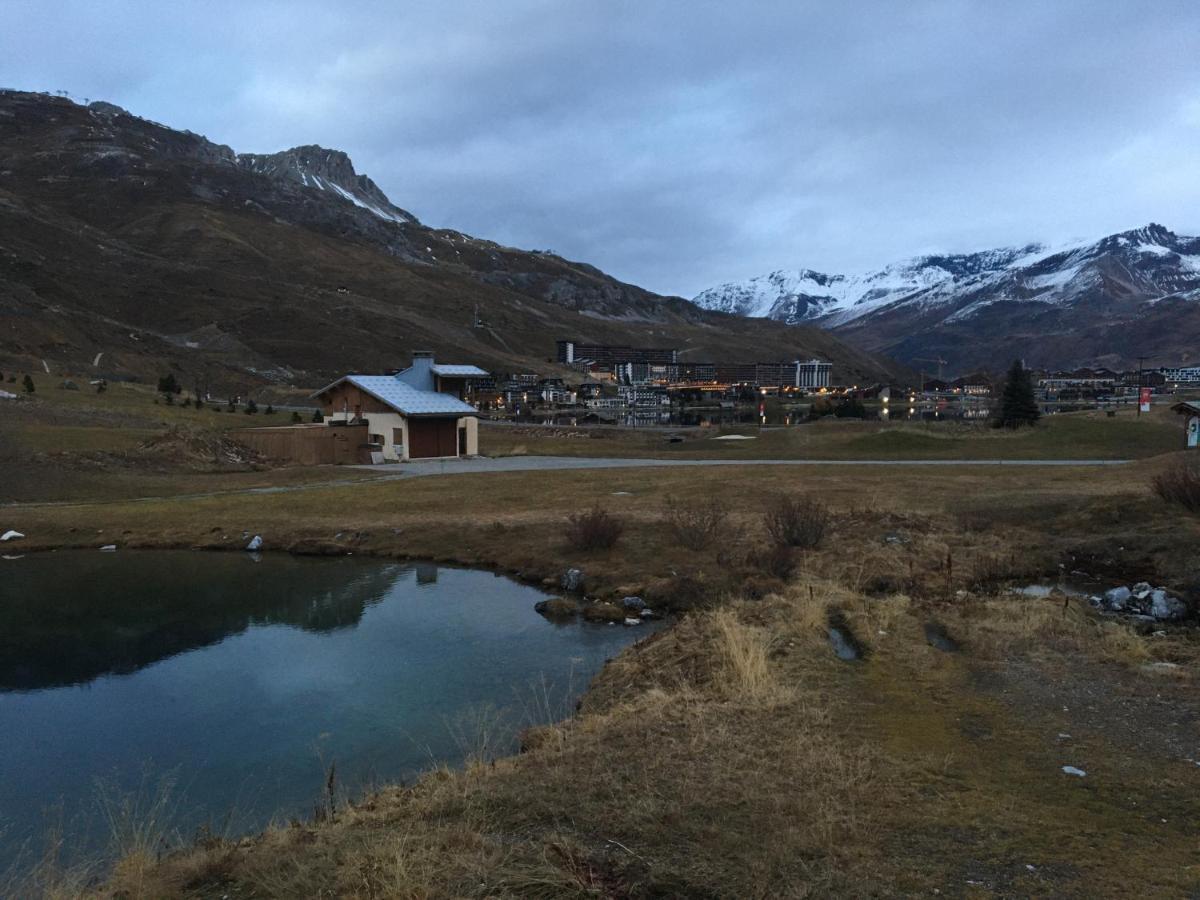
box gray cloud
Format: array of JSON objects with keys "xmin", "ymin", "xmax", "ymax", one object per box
[{"xmin": 4, "ymin": 0, "xmax": 1200, "ymax": 295}]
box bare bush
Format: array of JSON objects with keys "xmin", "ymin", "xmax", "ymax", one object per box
[
  {"xmin": 1152, "ymin": 457, "xmax": 1200, "ymax": 513},
  {"xmin": 763, "ymin": 494, "xmax": 829, "ymax": 549},
  {"xmin": 565, "ymin": 504, "xmax": 624, "ymax": 551},
  {"xmin": 747, "ymin": 544, "xmax": 796, "ymax": 580},
  {"xmin": 663, "ymin": 495, "xmax": 728, "ymax": 550}
]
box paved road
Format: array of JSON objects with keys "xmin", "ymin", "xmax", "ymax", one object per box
[{"xmin": 357, "ymin": 455, "xmax": 1133, "ymax": 477}]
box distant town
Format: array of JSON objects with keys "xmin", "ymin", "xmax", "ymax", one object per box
[{"xmin": 447, "ymin": 339, "xmax": 1200, "ymax": 416}]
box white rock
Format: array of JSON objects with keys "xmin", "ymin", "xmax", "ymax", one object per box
[
  {"xmin": 1150, "ymin": 590, "xmax": 1187, "ymax": 620},
  {"xmin": 245, "ymin": 535, "xmax": 263, "ymax": 551},
  {"xmin": 1102, "ymin": 586, "xmax": 1130, "ymax": 610},
  {"xmin": 1061, "ymin": 765, "xmax": 1087, "ymax": 777},
  {"xmin": 99, "ymin": 544, "xmax": 117, "ymax": 552},
  {"xmin": 1, "ymin": 530, "xmax": 24, "ymax": 542},
  {"xmin": 623, "ymin": 617, "xmax": 642, "ymax": 626}
]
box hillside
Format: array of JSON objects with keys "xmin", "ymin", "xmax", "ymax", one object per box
[
  {"xmin": 694, "ymin": 225, "xmax": 1200, "ymax": 373},
  {"xmin": 0, "ymin": 90, "xmax": 904, "ymax": 392}
]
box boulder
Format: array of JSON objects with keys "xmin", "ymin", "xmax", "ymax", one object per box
[
  {"xmin": 58, "ymin": 380, "xmax": 79, "ymax": 391},
  {"xmin": 1102, "ymin": 586, "xmax": 1131, "ymax": 611},
  {"xmin": 623, "ymin": 617, "xmax": 642, "ymax": 626},
  {"xmin": 1149, "ymin": 590, "xmax": 1187, "ymax": 621},
  {"xmin": 246, "ymin": 535, "xmax": 263, "ymax": 551},
  {"xmin": 99, "ymin": 544, "xmax": 117, "ymax": 552},
  {"xmin": 1131, "ymin": 582, "xmax": 1153, "ymax": 600},
  {"xmin": 560, "ymin": 568, "xmax": 584, "ymax": 593},
  {"xmin": 622, "ymin": 596, "xmax": 646, "ymax": 611}
]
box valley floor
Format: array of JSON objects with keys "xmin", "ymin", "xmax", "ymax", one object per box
[{"xmin": 4, "ymin": 380, "xmax": 1200, "ymax": 898}]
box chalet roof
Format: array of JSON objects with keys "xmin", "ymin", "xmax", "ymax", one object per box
[
  {"xmin": 1171, "ymin": 401, "xmax": 1200, "ymax": 416},
  {"xmin": 431, "ymin": 364, "xmax": 489, "ymax": 377},
  {"xmin": 311, "ymin": 374, "xmax": 477, "ymax": 417}
]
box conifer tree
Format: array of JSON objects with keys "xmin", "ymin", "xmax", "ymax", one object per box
[{"xmin": 996, "ymin": 359, "xmax": 1040, "ymax": 428}]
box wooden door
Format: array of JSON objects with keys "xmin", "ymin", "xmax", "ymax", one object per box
[{"xmin": 408, "ymin": 418, "xmax": 459, "ymax": 458}]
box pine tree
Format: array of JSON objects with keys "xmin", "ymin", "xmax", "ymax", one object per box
[
  {"xmin": 996, "ymin": 360, "xmax": 1040, "ymax": 428},
  {"xmin": 22, "ymin": 374, "xmax": 35, "ymax": 394}
]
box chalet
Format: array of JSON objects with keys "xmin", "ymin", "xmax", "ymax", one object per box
[
  {"xmin": 312, "ymin": 352, "xmax": 487, "ymax": 461},
  {"xmin": 1171, "ymin": 401, "xmax": 1200, "ymax": 449}
]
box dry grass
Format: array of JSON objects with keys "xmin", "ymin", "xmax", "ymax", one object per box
[{"xmin": 708, "ymin": 606, "xmax": 777, "ymax": 700}]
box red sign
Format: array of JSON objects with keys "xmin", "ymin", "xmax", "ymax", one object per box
[{"xmin": 1139, "ymin": 387, "xmax": 1152, "ymax": 413}]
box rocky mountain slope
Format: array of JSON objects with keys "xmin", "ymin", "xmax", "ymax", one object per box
[
  {"xmin": 694, "ymin": 226, "xmax": 1200, "ymax": 372},
  {"xmin": 0, "ymin": 90, "xmax": 904, "ymax": 391}
]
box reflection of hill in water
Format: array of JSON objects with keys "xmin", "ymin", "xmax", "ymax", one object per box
[{"xmin": 0, "ymin": 553, "xmax": 410, "ymax": 691}]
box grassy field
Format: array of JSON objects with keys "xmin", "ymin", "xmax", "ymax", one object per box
[
  {"xmin": 5, "ymin": 380, "xmax": 1200, "ymax": 897},
  {"xmin": 482, "ymin": 406, "xmax": 1185, "ymax": 461}
]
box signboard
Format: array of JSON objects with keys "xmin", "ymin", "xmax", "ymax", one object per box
[{"xmin": 1139, "ymin": 387, "xmax": 1152, "ymax": 413}]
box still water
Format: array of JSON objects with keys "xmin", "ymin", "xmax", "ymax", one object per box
[{"xmin": 0, "ymin": 552, "xmax": 653, "ymax": 869}]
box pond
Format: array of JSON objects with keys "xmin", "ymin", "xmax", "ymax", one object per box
[{"xmin": 0, "ymin": 551, "xmax": 655, "ymax": 872}]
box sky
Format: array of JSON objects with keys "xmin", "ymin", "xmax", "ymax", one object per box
[{"xmin": 3, "ymin": 0, "xmax": 1200, "ymax": 297}]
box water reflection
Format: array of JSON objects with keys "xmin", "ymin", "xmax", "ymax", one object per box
[
  {"xmin": 0, "ymin": 552, "xmax": 655, "ymax": 872},
  {"xmin": 0, "ymin": 552, "xmax": 403, "ymax": 691}
]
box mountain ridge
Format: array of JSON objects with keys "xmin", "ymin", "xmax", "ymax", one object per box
[
  {"xmin": 0, "ymin": 89, "xmax": 907, "ymax": 390},
  {"xmin": 693, "ymin": 225, "xmax": 1200, "ymax": 371}
]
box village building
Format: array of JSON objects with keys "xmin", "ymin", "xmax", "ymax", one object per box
[
  {"xmin": 795, "ymin": 358, "xmax": 833, "ymax": 390},
  {"xmin": 312, "ymin": 352, "xmax": 487, "ymax": 461}
]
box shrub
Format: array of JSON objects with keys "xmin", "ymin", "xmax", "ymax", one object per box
[
  {"xmin": 565, "ymin": 504, "xmax": 624, "ymax": 551},
  {"xmin": 22, "ymin": 374, "xmax": 35, "ymax": 393},
  {"xmin": 663, "ymin": 495, "xmax": 728, "ymax": 550},
  {"xmin": 748, "ymin": 544, "xmax": 796, "ymax": 580},
  {"xmin": 291, "ymin": 411, "xmax": 303, "ymax": 424},
  {"xmin": 265, "ymin": 404, "xmax": 276, "ymax": 415},
  {"xmin": 1152, "ymin": 457, "xmax": 1200, "ymax": 513},
  {"xmin": 245, "ymin": 399, "xmax": 258, "ymax": 415},
  {"xmin": 763, "ymin": 494, "xmax": 829, "ymax": 549},
  {"xmin": 194, "ymin": 398, "xmax": 204, "ymax": 411},
  {"xmin": 156, "ymin": 373, "xmax": 181, "ymax": 396},
  {"xmin": 96, "ymin": 379, "xmax": 107, "ymax": 394}
]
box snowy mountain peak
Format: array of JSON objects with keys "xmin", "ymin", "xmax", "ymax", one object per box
[
  {"xmin": 692, "ymin": 224, "xmax": 1200, "ymax": 371},
  {"xmin": 236, "ymin": 145, "xmax": 418, "ymax": 225},
  {"xmin": 693, "ymin": 227, "xmax": 1200, "ymax": 330}
]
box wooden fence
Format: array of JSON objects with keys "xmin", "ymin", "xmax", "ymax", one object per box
[{"xmin": 232, "ymin": 424, "xmax": 369, "ymax": 465}]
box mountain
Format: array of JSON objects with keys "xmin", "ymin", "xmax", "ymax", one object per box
[
  {"xmin": 0, "ymin": 90, "xmax": 905, "ymax": 391},
  {"xmin": 693, "ymin": 226, "xmax": 1200, "ymax": 373}
]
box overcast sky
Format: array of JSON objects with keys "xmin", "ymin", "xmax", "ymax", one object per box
[{"xmin": 4, "ymin": 1, "xmax": 1200, "ymax": 296}]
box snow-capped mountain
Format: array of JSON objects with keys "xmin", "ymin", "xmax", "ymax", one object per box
[{"xmin": 693, "ymin": 225, "xmax": 1200, "ymax": 371}]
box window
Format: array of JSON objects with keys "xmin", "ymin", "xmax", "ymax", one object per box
[{"xmin": 369, "ymin": 433, "xmax": 384, "ymax": 446}]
